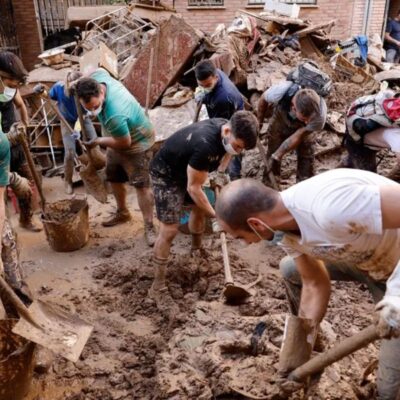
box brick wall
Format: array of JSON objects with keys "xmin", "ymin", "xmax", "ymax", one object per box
[
  {"xmin": 173, "ymin": 0, "xmax": 388, "ymax": 39},
  {"xmin": 12, "ymin": 0, "xmax": 42, "ymax": 70}
]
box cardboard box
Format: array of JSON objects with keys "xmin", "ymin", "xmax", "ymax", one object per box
[{"xmin": 80, "ymin": 42, "xmax": 119, "ymax": 78}]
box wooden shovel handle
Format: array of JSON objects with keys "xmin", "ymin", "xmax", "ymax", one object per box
[
  {"xmin": 257, "ymin": 138, "xmax": 279, "ymax": 191},
  {"xmin": 0, "ymin": 276, "xmax": 42, "ymax": 329},
  {"xmin": 214, "ymin": 186, "xmax": 234, "ymax": 285},
  {"xmin": 17, "ymin": 129, "xmax": 47, "ymax": 211},
  {"xmin": 288, "ymin": 324, "xmax": 380, "ymax": 382}
]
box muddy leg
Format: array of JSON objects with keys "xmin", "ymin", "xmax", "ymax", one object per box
[
  {"xmin": 296, "ymin": 136, "xmax": 315, "ymax": 182},
  {"xmin": 189, "ymin": 206, "xmax": 206, "ymax": 251},
  {"xmin": 102, "ymin": 183, "xmax": 132, "ymax": 227}
]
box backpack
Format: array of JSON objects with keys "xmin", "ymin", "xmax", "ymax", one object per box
[
  {"xmin": 287, "ymin": 60, "xmax": 332, "ymax": 97},
  {"xmin": 346, "ymin": 90, "xmax": 400, "ymax": 141}
]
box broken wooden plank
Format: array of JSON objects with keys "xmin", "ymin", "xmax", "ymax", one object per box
[
  {"xmin": 295, "ymin": 20, "xmax": 336, "ymax": 38},
  {"xmin": 374, "ymin": 68, "xmax": 400, "ymax": 82}
]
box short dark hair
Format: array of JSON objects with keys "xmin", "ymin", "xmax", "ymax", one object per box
[
  {"xmin": 230, "ymin": 111, "xmax": 259, "ymax": 150},
  {"xmin": 293, "ymin": 88, "xmax": 320, "ymax": 119},
  {"xmin": 0, "ymin": 51, "xmax": 28, "ymax": 83},
  {"xmin": 76, "ymin": 78, "xmax": 101, "ymax": 103},
  {"xmin": 216, "ymin": 179, "xmax": 278, "ymax": 232},
  {"xmin": 195, "ymin": 60, "xmax": 217, "ymax": 81}
]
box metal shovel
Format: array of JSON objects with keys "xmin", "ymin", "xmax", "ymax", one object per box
[
  {"xmin": 215, "ymin": 187, "xmax": 252, "ymax": 304},
  {"xmin": 0, "ymin": 276, "xmax": 93, "ymax": 362}
]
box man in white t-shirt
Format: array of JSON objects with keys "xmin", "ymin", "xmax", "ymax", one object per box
[
  {"xmin": 257, "ymin": 81, "xmax": 327, "ymax": 183},
  {"xmin": 215, "ymin": 169, "xmax": 400, "ymax": 400}
]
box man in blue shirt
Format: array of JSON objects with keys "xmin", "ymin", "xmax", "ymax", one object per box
[
  {"xmin": 385, "ymin": 11, "xmax": 400, "ymax": 63},
  {"xmin": 195, "ymin": 60, "xmax": 244, "ymax": 180},
  {"xmin": 48, "ymin": 72, "xmax": 97, "ymax": 194}
]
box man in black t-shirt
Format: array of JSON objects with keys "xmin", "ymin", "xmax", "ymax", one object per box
[{"xmin": 149, "ymin": 111, "xmax": 259, "ymax": 303}]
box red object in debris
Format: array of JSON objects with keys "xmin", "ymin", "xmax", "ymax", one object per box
[{"xmin": 122, "ymin": 15, "xmax": 203, "ymax": 109}]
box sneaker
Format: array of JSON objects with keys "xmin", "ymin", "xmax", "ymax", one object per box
[
  {"xmin": 102, "ymin": 209, "xmax": 132, "ymax": 227},
  {"xmin": 20, "ymin": 219, "xmax": 43, "ymax": 232},
  {"xmin": 65, "ymin": 181, "xmax": 74, "ymax": 195},
  {"xmin": 144, "ymin": 223, "xmax": 157, "ymax": 247}
]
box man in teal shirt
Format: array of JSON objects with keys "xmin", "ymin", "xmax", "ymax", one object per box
[{"xmin": 76, "ymin": 69, "xmax": 156, "ymax": 246}]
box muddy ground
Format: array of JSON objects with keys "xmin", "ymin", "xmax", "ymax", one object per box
[{"xmin": 11, "ymin": 144, "xmax": 393, "ymax": 400}]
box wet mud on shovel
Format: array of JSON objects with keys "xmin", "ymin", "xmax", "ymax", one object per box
[
  {"xmin": 215, "ymin": 187, "xmax": 252, "ymax": 304},
  {"xmin": 0, "ymin": 275, "xmax": 93, "ymax": 363}
]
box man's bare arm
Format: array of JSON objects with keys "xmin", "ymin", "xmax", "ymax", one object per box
[
  {"xmin": 187, "ymin": 166, "xmax": 215, "ymax": 218},
  {"xmin": 380, "ymin": 185, "xmax": 400, "ymax": 229},
  {"xmin": 13, "ymin": 91, "xmax": 29, "ymax": 127},
  {"xmin": 96, "ymin": 135, "xmax": 131, "ymax": 150},
  {"xmin": 273, "ymin": 127, "xmax": 309, "ymax": 161},
  {"xmin": 295, "ymin": 254, "xmax": 331, "ymax": 324},
  {"xmin": 385, "ymin": 32, "xmax": 400, "ymax": 47}
]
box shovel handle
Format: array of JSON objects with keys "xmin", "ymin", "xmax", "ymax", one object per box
[
  {"xmin": 73, "ymin": 93, "xmax": 90, "ymax": 141},
  {"xmin": 288, "ymin": 324, "xmax": 380, "ymax": 382},
  {"xmin": 214, "ymin": 187, "xmax": 234, "ymax": 285},
  {"xmin": 17, "ymin": 129, "xmax": 47, "ymax": 212},
  {"xmin": 0, "ymin": 276, "xmax": 42, "ymax": 329},
  {"xmin": 256, "ymin": 139, "xmax": 279, "ymax": 191}
]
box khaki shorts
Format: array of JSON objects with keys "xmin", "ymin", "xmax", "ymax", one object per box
[{"xmin": 106, "ymin": 148, "xmax": 152, "ymax": 188}]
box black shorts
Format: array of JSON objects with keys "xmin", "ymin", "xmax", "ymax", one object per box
[
  {"xmin": 106, "ymin": 148, "xmax": 152, "ymax": 188},
  {"xmin": 150, "ymin": 171, "xmax": 193, "ymax": 225}
]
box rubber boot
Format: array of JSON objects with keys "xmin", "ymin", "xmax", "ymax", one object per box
[
  {"xmin": 191, "ymin": 233, "xmax": 203, "ymax": 252},
  {"xmin": 18, "ymin": 164, "xmax": 42, "ymax": 232}
]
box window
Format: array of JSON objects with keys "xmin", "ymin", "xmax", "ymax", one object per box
[
  {"xmin": 248, "ymin": 0, "xmax": 317, "ymax": 5},
  {"xmin": 188, "ymin": 0, "xmax": 224, "ymax": 7}
]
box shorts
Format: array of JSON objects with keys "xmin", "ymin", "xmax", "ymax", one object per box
[
  {"xmin": 106, "ymin": 147, "xmax": 151, "ymax": 188},
  {"xmin": 151, "ymin": 171, "xmax": 193, "ymax": 224}
]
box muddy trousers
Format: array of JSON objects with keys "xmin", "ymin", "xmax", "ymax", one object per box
[
  {"xmin": 1, "ymin": 218, "xmax": 22, "ymax": 290},
  {"xmin": 61, "ymin": 117, "xmax": 97, "ymax": 184},
  {"xmin": 279, "ymin": 256, "xmax": 400, "ymax": 400},
  {"xmin": 266, "ymin": 108, "xmax": 315, "ymax": 182},
  {"xmin": 10, "ymin": 144, "xmax": 34, "ymax": 226}
]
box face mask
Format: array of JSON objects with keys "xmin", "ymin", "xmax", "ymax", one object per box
[
  {"xmin": 203, "ymin": 85, "xmax": 215, "ymax": 94},
  {"xmin": 0, "ymin": 78, "xmax": 16, "ymax": 103},
  {"xmin": 247, "ymin": 220, "xmax": 276, "ymax": 242},
  {"xmin": 86, "ymin": 103, "xmax": 103, "ymax": 117},
  {"xmin": 223, "ymin": 136, "xmax": 239, "ymax": 156}
]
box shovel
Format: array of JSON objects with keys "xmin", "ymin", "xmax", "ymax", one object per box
[
  {"xmin": 257, "ymin": 138, "xmax": 279, "ymax": 191},
  {"xmin": 0, "ymin": 276, "xmax": 93, "ymax": 362},
  {"xmin": 215, "ymin": 187, "xmax": 252, "ymax": 304}
]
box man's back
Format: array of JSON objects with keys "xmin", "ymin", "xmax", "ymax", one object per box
[
  {"xmin": 280, "ymin": 168, "xmax": 400, "ymax": 281},
  {"xmin": 203, "ymin": 70, "xmax": 244, "ymax": 119}
]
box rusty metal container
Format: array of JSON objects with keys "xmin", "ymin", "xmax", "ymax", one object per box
[{"xmin": 0, "ymin": 320, "xmax": 36, "ymax": 400}]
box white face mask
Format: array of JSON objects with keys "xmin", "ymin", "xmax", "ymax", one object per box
[
  {"xmin": 0, "ymin": 78, "xmax": 16, "ymax": 103},
  {"xmin": 222, "ymin": 136, "xmax": 239, "ymax": 156},
  {"xmin": 85, "ymin": 102, "xmax": 103, "ymax": 117},
  {"xmin": 247, "ymin": 219, "xmax": 276, "ymax": 242}
]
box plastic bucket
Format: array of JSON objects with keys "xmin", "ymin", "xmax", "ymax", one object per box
[
  {"xmin": 0, "ymin": 319, "xmax": 35, "ymax": 400},
  {"xmin": 41, "ymin": 198, "xmax": 90, "ymax": 252}
]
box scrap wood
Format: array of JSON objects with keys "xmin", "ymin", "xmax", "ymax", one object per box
[
  {"xmin": 295, "ymin": 20, "xmax": 336, "ymax": 38},
  {"xmin": 239, "ymin": 9, "xmax": 307, "ymax": 28},
  {"xmin": 374, "ymin": 68, "xmax": 400, "ymax": 82}
]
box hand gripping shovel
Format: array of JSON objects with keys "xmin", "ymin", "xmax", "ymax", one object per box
[
  {"xmin": 0, "ymin": 276, "xmax": 93, "ymax": 362},
  {"xmin": 214, "ymin": 187, "xmax": 252, "ymax": 304}
]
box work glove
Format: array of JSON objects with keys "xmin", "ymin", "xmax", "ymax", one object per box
[
  {"xmin": 194, "ymin": 86, "xmax": 206, "ymax": 103},
  {"xmin": 82, "ymin": 137, "xmax": 98, "ymax": 149},
  {"xmin": 209, "ymin": 170, "xmax": 230, "ymax": 189},
  {"xmin": 211, "ymin": 218, "xmax": 223, "ymax": 234},
  {"xmin": 6, "ymin": 123, "xmax": 24, "ymax": 146},
  {"xmin": 33, "ymin": 84, "xmax": 46, "ymax": 95},
  {"xmin": 71, "ymin": 130, "xmax": 81, "ymax": 141},
  {"xmin": 9, "ymin": 172, "xmax": 32, "ymax": 200},
  {"xmin": 375, "ymin": 295, "xmax": 400, "ymax": 338}
]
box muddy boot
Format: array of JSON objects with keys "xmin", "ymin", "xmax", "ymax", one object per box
[
  {"xmin": 191, "ymin": 233, "xmax": 203, "ymax": 252},
  {"xmin": 102, "ymin": 209, "xmax": 132, "ymax": 227},
  {"xmin": 65, "ymin": 181, "xmax": 73, "ymax": 195},
  {"xmin": 148, "ymin": 257, "xmax": 178, "ymax": 313},
  {"xmin": 144, "ymin": 222, "xmax": 157, "ymax": 247},
  {"xmin": 18, "ymin": 194, "xmax": 42, "ymax": 232}
]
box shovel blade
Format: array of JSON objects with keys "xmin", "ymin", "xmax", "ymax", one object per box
[
  {"xmin": 79, "ymin": 164, "xmax": 108, "ymax": 204},
  {"xmin": 12, "ymin": 300, "xmax": 93, "ymax": 363},
  {"xmin": 223, "ymin": 284, "xmax": 251, "ymax": 304}
]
